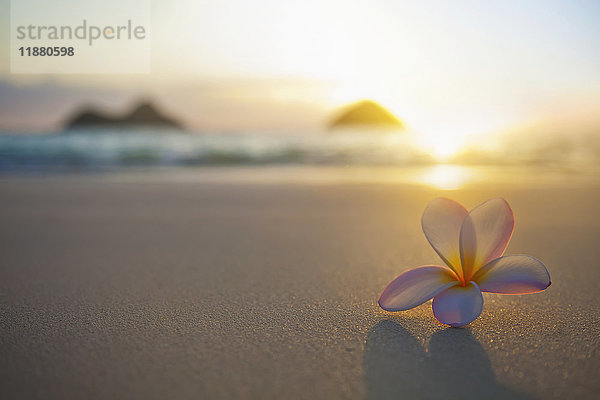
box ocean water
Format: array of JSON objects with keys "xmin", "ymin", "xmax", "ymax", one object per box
[
  {"xmin": 0, "ymin": 129, "xmax": 433, "ymax": 171},
  {"xmin": 0, "ymin": 129, "xmax": 598, "ymax": 172}
]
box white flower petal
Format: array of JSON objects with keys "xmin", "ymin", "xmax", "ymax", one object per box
[
  {"xmin": 473, "ymin": 255, "xmax": 551, "ymax": 294},
  {"xmin": 460, "ymin": 198, "xmax": 514, "ymax": 280},
  {"xmin": 379, "ymin": 266, "xmax": 459, "ymax": 311},
  {"xmin": 421, "ymin": 198, "xmax": 468, "ymax": 277},
  {"xmin": 432, "ymin": 282, "xmax": 483, "ymax": 327}
]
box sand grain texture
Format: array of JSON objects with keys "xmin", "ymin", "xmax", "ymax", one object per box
[{"xmin": 0, "ymin": 174, "xmax": 599, "ymax": 399}]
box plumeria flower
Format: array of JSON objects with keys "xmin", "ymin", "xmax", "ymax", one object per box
[{"xmin": 378, "ymin": 198, "xmax": 551, "ymax": 327}]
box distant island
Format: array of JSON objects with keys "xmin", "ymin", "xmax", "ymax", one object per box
[
  {"xmin": 329, "ymin": 100, "xmax": 404, "ymax": 130},
  {"xmin": 65, "ymin": 102, "xmax": 182, "ymax": 130}
]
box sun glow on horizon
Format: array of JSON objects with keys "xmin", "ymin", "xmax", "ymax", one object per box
[
  {"xmin": 409, "ymin": 126, "xmax": 474, "ymax": 162},
  {"xmin": 418, "ymin": 133, "xmax": 467, "ymax": 161},
  {"xmin": 409, "ymin": 113, "xmax": 515, "ymax": 162}
]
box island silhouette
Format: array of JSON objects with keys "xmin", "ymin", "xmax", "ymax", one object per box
[
  {"xmin": 329, "ymin": 100, "xmax": 404, "ymax": 130},
  {"xmin": 65, "ymin": 101, "xmax": 182, "ymax": 130}
]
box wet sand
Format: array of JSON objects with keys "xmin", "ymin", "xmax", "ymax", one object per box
[{"xmin": 0, "ymin": 168, "xmax": 599, "ymax": 399}]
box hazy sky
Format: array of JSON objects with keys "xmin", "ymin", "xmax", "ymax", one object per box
[{"xmin": 1, "ymin": 0, "xmax": 599, "ymax": 144}]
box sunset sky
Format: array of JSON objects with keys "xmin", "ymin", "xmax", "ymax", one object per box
[{"xmin": 1, "ymin": 0, "xmax": 599, "ymax": 154}]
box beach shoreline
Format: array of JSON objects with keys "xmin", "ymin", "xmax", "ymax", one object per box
[{"xmin": 1, "ymin": 169, "xmax": 599, "ymax": 399}]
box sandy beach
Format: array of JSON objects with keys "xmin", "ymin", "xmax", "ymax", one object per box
[{"xmin": 1, "ymin": 167, "xmax": 599, "ymax": 399}]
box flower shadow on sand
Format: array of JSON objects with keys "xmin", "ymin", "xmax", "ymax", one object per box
[{"xmin": 364, "ymin": 320, "xmax": 536, "ymax": 400}]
